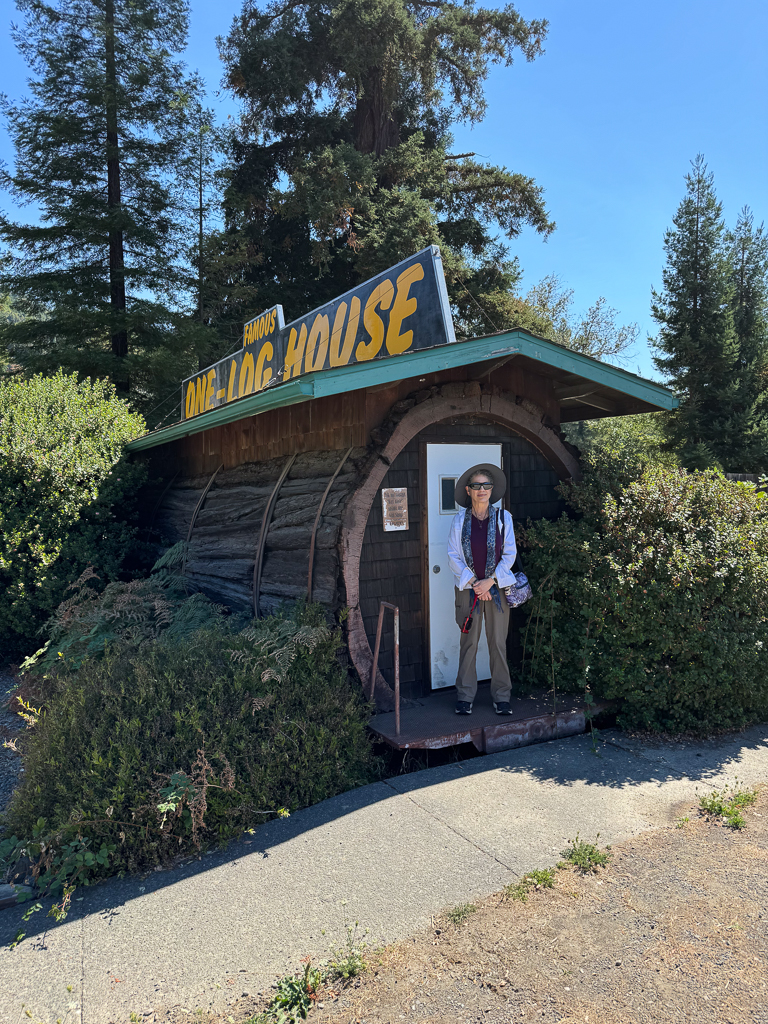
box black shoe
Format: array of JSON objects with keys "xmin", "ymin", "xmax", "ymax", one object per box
[
  {"xmin": 494, "ymin": 701, "xmax": 513, "ymax": 715},
  {"xmin": 455, "ymin": 701, "xmax": 473, "ymax": 715}
]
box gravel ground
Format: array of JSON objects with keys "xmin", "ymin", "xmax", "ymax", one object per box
[{"xmin": 0, "ymin": 671, "xmax": 23, "ymax": 814}]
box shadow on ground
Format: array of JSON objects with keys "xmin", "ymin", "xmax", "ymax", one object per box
[{"xmin": 1, "ymin": 722, "xmax": 766, "ymax": 951}]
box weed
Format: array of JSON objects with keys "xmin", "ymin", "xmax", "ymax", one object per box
[
  {"xmin": 129, "ymin": 1014, "xmax": 140, "ymax": 1023},
  {"xmin": 560, "ymin": 832, "xmax": 611, "ymax": 873},
  {"xmin": 675, "ymin": 816, "xmax": 690, "ymax": 828},
  {"xmin": 326, "ymin": 919, "xmax": 368, "ymax": 982},
  {"xmin": 699, "ymin": 784, "xmax": 757, "ymax": 829},
  {"xmin": 446, "ymin": 902, "xmax": 477, "ymax": 927},
  {"xmin": 503, "ymin": 867, "xmax": 556, "ymax": 902},
  {"xmin": 248, "ymin": 957, "xmax": 322, "ymax": 1023}
]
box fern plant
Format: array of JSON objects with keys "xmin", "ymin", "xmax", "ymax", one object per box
[
  {"xmin": 232, "ymin": 619, "xmax": 332, "ymax": 683},
  {"xmin": 23, "ymin": 541, "xmax": 225, "ymax": 671}
]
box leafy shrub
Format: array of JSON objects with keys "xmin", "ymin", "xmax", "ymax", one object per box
[
  {"xmin": 521, "ymin": 446, "xmax": 768, "ymax": 734},
  {"xmin": 0, "ymin": 370, "xmax": 146, "ymax": 662},
  {"xmin": 2, "ymin": 604, "xmax": 380, "ymax": 885},
  {"xmin": 563, "ymin": 411, "xmax": 678, "ymax": 467}
]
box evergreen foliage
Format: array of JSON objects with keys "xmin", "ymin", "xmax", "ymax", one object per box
[
  {"xmin": 208, "ymin": 0, "xmax": 554, "ymax": 349},
  {"xmin": 3, "ymin": 605, "xmax": 380, "ymax": 879},
  {"xmin": 652, "ymin": 157, "xmax": 768, "ymax": 472},
  {"xmin": 0, "ymin": 371, "xmax": 146, "ymax": 662},
  {"xmin": 0, "ymin": 0, "xmax": 216, "ymax": 415},
  {"xmin": 23, "ymin": 541, "xmax": 226, "ymax": 673},
  {"xmin": 521, "ymin": 446, "xmax": 768, "ymax": 735},
  {"xmin": 727, "ymin": 207, "xmax": 768, "ymax": 467}
]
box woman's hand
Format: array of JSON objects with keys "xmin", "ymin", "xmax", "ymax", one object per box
[{"xmin": 473, "ymin": 577, "xmax": 494, "ymax": 598}]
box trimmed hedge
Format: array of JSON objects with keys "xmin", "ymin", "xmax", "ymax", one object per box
[{"xmin": 521, "ymin": 448, "xmax": 768, "ymax": 734}]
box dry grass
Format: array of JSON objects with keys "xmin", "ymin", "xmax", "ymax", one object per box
[{"xmin": 171, "ymin": 786, "xmax": 768, "ymax": 1024}]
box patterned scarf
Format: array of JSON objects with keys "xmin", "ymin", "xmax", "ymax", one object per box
[{"xmin": 461, "ymin": 507, "xmax": 503, "ymax": 612}]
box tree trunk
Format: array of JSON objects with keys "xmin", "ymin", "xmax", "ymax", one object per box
[
  {"xmin": 353, "ymin": 68, "xmax": 400, "ymax": 157},
  {"xmin": 105, "ymin": 0, "xmax": 128, "ymax": 366}
]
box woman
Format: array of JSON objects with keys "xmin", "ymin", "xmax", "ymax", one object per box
[{"xmin": 447, "ymin": 463, "xmax": 517, "ymax": 716}]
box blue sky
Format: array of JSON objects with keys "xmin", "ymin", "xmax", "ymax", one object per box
[{"xmin": 2, "ymin": 0, "xmax": 766, "ymax": 381}]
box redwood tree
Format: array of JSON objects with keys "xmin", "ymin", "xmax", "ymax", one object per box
[{"xmin": 206, "ymin": 0, "xmax": 555, "ymax": 348}]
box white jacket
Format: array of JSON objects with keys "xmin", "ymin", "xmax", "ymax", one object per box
[{"xmin": 447, "ymin": 507, "xmax": 517, "ymax": 591}]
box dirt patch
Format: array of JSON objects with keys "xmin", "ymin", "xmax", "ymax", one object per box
[{"xmin": 174, "ymin": 787, "xmax": 768, "ymax": 1024}]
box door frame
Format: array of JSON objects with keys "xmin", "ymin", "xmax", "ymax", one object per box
[{"xmin": 419, "ymin": 435, "xmax": 513, "ymax": 695}]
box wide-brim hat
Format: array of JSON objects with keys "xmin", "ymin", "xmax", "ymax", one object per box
[{"xmin": 454, "ymin": 463, "xmax": 507, "ymax": 508}]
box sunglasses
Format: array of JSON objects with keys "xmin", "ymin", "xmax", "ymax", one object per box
[{"xmin": 467, "ymin": 482, "xmax": 493, "ymax": 490}]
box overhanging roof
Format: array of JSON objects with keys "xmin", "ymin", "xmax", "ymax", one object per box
[{"xmin": 126, "ymin": 329, "xmax": 678, "ymax": 453}]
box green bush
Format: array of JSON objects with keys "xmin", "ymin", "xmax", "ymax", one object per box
[
  {"xmin": 0, "ymin": 370, "xmax": 146, "ymax": 662},
  {"xmin": 563, "ymin": 411, "xmax": 678, "ymax": 467},
  {"xmin": 2, "ymin": 605, "xmax": 380, "ymax": 884},
  {"xmin": 521, "ymin": 446, "xmax": 768, "ymax": 734}
]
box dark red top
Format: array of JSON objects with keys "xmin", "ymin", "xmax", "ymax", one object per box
[{"xmin": 469, "ymin": 513, "xmax": 502, "ymax": 579}]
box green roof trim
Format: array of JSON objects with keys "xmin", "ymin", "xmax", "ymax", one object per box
[{"xmin": 126, "ymin": 329, "xmax": 678, "ymax": 452}]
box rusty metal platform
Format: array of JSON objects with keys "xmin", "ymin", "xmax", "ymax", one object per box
[{"xmin": 368, "ymin": 686, "xmax": 610, "ymax": 753}]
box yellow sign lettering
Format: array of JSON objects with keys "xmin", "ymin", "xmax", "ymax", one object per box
[
  {"xmin": 305, "ymin": 313, "xmax": 329, "ymax": 373},
  {"xmin": 185, "ymin": 381, "xmax": 195, "ymax": 418},
  {"xmin": 255, "ymin": 341, "xmax": 273, "ymax": 391},
  {"xmin": 357, "ymin": 279, "xmax": 394, "ymax": 362},
  {"xmin": 386, "ymin": 262, "xmax": 423, "ymax": 355},
  {"xmin": 227, "ymin": 360, "xmax": 237, "ymax": 402},
  {"xmin": 206, "ymin": 369, "xmax": 216, "ymax": 409},
  {"xmin": 239, "ymin": 352, "xmax": 255, "ymax": 396},
  {"xmin": 285, "ymin": 323, "xmax": 307, "ymax": 379},
  {"xmin": 194, "ymin": 375, "xmax": 207, "ymax": 416},
  {"xmin": 330, "ymin": 298, "xmax": 361, "ymax": 367}
]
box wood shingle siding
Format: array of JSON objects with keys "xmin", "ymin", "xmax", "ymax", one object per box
[{"xmin": 358, "ymin": 419, "xmax": 565, "ymax": 700}]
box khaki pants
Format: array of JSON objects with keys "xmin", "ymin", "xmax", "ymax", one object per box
[{"xmin": 454, "ymin": 587, "xmax": 512, "ymax": 703}]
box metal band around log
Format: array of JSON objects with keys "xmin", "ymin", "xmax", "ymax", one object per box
[
  {"xmin": 187, "ymin": 464, "xmax": 224, "ymax": 543},
  {"xmin": 183, "ymin": 464, "xmax": 223, "ymax": 579},
  {"xmin": 253, "ymin": 453, "xmax": 297, "ymax": 618},
  {"xmin": 307, "ymin": 447, "xmax": 353, "ymax": 601}
]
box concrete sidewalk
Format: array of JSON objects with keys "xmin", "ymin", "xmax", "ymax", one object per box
[{"xmin": 1, "ymin": 725, "xmax": 767, "ymax": 1024}]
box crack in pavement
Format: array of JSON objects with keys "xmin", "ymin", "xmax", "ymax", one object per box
[{"xmin": 381, "ymin": 778, "xmax": 520, "ymax": 876}]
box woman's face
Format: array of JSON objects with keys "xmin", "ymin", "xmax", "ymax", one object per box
[{"xmin": 466, "ymin": 473, "xmax": 493, "ymax": 509}]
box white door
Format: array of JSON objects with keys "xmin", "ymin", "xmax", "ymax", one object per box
[{"xmin": 426, "ymin": 443, "xmax": 502, "ymax": 689}]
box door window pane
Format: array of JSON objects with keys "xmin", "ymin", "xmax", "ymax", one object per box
[{"xmin": 440, "ymin": 476, "xmax": 457, "ymax": 513}]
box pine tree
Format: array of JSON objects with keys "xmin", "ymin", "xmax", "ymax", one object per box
[
  {"xmin": 207, "ymin": 0, "xmax": 555, "ymax": 344},
  {"xmin": 651, "ymin": 156, "xmax": 742, "ymax": 470},
  {"xmin": 0, "ymin": 0, "xmax": 212, "ymax": 413},
  {"xmin": 724, "ymin": 208, "xmax": 768, "ymax": 471}
]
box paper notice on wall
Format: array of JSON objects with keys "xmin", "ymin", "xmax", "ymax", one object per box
[{"xmin": 382, "ymin": 487, "xmax": 409, "ymax": 532}]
